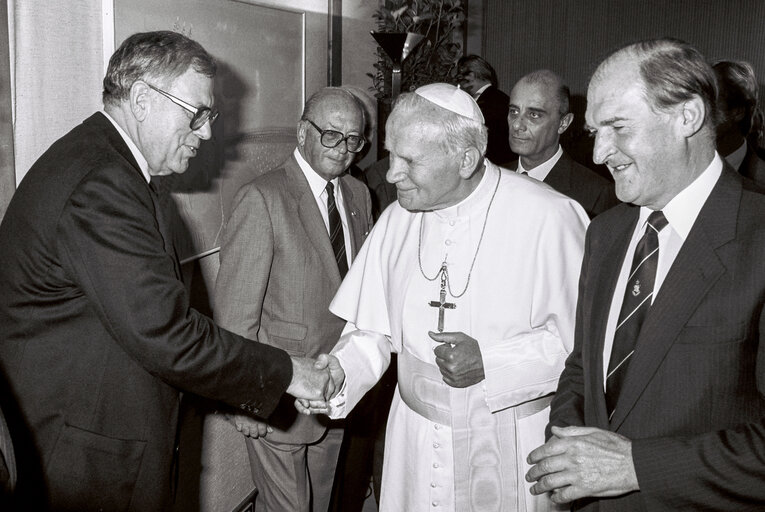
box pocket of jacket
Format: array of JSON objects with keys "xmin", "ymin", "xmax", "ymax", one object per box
[
  {"xmin": 266, "ymin": 319, "xmax": 308, "ymax": 355},
  {"xmin": 46, "ymin": 423, "xmax": 146, "ymax": 511}
]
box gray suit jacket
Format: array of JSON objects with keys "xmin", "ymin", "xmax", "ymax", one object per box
[{"xmin": 214, "ymin": 154, "xmax": 373, "ymax": 444}]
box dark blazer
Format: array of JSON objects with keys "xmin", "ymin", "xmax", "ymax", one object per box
[
  {"xmin": 738, "ymin": 145, "xmax": 765, "ymax": 187},
  {"xmin": 549, "ymin": 165, "xmax": 765, "ymax": 510},
  {"xmin": 214, "ymin": 154, "xmax": 373, "ymax": 443},
  {"xmin": 476, "ymin": 85, "xmax": 515, "ymax": 164},
  {"xmin": 0, "ymin": 112, "xmax": 292, "ymax": 511},
  {"xmin": 505, "ymin": 151, "xmax": 618, "ymax": 218}
]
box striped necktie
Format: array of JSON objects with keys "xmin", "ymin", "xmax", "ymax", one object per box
[
  {"xmin": 326, "ymin": 181, "xmax": 348, "ymax": 278},
  {"xmin": 606, "ymin": 210, "xmax": 668, "ymax": 418}
]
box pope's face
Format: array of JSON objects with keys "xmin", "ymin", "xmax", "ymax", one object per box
[
  {"xmin": 385, "ymin": 114, "xmax": 466, "ymax": 212},
  {"xmin": 586, "ymin": 59, "xmax": 687, "ymax": 209},
  {"xmin": 141, "ymin": 68, "xmax": 214, "ymax": 176}
]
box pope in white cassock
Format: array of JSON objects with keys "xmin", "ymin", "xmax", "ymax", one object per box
[{"xmin": 299, "ymin": 83, "xmax": 589, "ymax": 511}]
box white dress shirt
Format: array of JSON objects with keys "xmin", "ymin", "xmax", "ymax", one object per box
[
  {"xmin": 602, "ymin": 153, "xmax": 724, "ymax": 385},
  {"xmin": 516, "ymin": 145, "xmax": 563, "ymax": 182},
  {"xmin": 294, "ymin": 148, "xmax": 352, "ymax": 268},
  {"xmin": 102, "ymin": 110, "xmax": 151, "ymax": 183}
]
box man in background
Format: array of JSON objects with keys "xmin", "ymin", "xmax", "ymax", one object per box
[
  {"xmin": 215, "ymin": 87, "xmax": 373, "ymax": 512},
  {"xmin": 0, "ymin": 31, "xmax": 329, "ymax": 511},
  {"xmin": 504, "ymin": 69, "xmax": 617, "ymax": 218},
  {"xmin": 303, "ymin": 83, "xmax": 587, "ymax": 511},
  {"xmin": 712, "ymin": 60, "xmax": 765, "ymax": 183},
  {"xmin": 527, "ymin": 38, "xmax": 765, "ymax": 510},
  {"xmin": 458, "ymin": 55, "xmax": 515, "ymax": 164}
]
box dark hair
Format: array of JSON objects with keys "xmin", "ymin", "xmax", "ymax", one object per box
[
  {"xmin": 103, "ymin": 31, "xmax": 216, "ymax": 107},
  {"xmin": 458, "ymin": 55, "xmax": 498, "ymax": 88},
  {"xmin": 599, "ymin": 38, "xmax": 717, "ymax": 126},
  {"xmin": 713, "ymin": 60, "xmax": 762, "ymax": 139},
  {"xmin": 519, "ymin": 69, "xmax": 570, "ymax": 117}
]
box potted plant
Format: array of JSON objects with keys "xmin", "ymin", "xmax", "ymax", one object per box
[{"xmin": 369, "ymin": 0, "xmax": 466, "ymax": 152}]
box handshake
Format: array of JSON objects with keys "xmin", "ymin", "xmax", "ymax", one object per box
[{"xmin": 286, "ymin": 354, "xmax": 345, "ymax": 415}]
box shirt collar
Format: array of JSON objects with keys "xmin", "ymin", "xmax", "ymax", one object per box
[
  {"xmin": 294, "ymin": 148, "xmax": 339, "ymax": 198},
  {"xmin": 517, "ymin": 145, "xmax": 563, "ymax": 181},
  {"xmin": 640, "ymin": 152, "xmax": 723, "ymax": 240},
  {"xmin": 724, "ymin": 140, "xmax": 747, "ymax": 172},
  {"xmin": 101, "ymin": 110, "xmax": 151, "ymax": 184},
  {"xmin": 473, "ymin": 83, "xmax": 490, "ymax": 99}
]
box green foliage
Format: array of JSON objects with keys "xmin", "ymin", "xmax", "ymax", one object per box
[{"xmin": 369, "ymin": 0, "xmax": 466, "ymax": 103}]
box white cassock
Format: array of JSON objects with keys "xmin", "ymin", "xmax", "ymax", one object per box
[{"xmin": 328, "ymin": 161, "xmax": 588, "ymax": 511}]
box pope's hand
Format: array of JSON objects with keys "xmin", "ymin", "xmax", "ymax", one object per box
[
  {"xmin": 431, "ymin": 330, "xmax": 485, "ymax": 387},
  {"xmin": 286, "ymin": 356, "xmax": 334, "ymax": 401},
  {"xmin": 294, "ymin": 353, "xmax": 345, "ymax": 415},
  {"xmin": 227, "ymin": 413, "xmax": 272, "ymax": 438}
]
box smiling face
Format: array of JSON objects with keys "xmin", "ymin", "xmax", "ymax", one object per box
[
  {"xmin": 139, "ymin": 68, "xmax": 214, "ymax": 176},
  {"xmin": 508, "ymin": 79, "xmax": 571, "ymax": 169},
  {"xmin": 586, "ymin": 58, "xmax": 689, "ymax": 209},
  {"xmin": 298, "ymin": 93, "xmax": 364, "ymax": 181},
  {"xmin": 385, "ymin": 112, "xmax": 477, "ymax": 212}
]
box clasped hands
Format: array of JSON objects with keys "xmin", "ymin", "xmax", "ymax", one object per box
[
  {"xmin": 231, "ymin": 355, "xmax": 339, "ymax": 437},
  {"xmin": 524, "ymin": 426, "xmax": 639, "ymax": 504},
  {"xmin": 290, "ymin": 354, "xmax": 345, "ymax": 416}
]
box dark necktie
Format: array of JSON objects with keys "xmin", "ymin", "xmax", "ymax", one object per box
[
  {"xmin": 605, "ymin": 210, "xmax": 668, "ymax": 418},
  {"xmin": 326, "ymin": 181, "xmax": 348, "ymax": 278}
]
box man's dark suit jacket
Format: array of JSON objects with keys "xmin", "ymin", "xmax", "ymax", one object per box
[
  {"xmin": 476, "ymin": 85, "xmax": 515, "ymax": 164},
  {"xmin": 0, "ymin": 112, "xmax": 292, "ymax": 511},
  {"xmin": 505, "ymin": 151, "xmax": 618, "ymax": 218},
  {"xmin": 738, "ymin": 144, "xmax": 765, "ymax": 186},
  {"xmin": 549, "ymin": 165, "xmax": 765, "ymax": 510}
]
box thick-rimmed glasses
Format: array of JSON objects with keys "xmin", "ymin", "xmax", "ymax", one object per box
[
  {"xmin": 146, "ymin": 83, "xmax": 219, "ymax": 131},
  {"xmin": 305, "ymin": 119, "xmax": 366, "ymax": 153}
]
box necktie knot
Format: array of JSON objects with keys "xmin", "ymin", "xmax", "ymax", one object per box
[
  {"xmin": 647, "ymin": 210, "xmax": 667, "ymax": 233},
  {"xmin": 326, "ymin": 181, "xmax": 335, "ymax": 196}
]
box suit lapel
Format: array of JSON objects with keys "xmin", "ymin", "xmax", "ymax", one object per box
[
  {"xmin": 590, "ymin": 207, "xmax": 639, "ymax": 427},
  {"xmin": 609, "ymin": 169, "xmax": 740, "ymax": 430},
  {"xmin": 284, "ymin": 157, "xmax": 342, "ymax": 285},
  {"xmin": 543, "ymin": 153, "xmax": 572, "ymax": 196}
]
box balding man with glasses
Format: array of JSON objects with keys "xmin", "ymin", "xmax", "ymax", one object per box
[
  {"xmin": 0, "ymin": 31, "xmax": 334, "ymax": 511},
  {"xmin": 214, "ymin": 86, "xmax": 373, "ymax": 512}
]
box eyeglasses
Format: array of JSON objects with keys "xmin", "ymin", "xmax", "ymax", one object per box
[
  {"xmin": 146, "ymin": 82, "xmax": 219, "ymax": 131},
  {"xmin": 305, "ymin": 119, "xmax": 366, "ymax": 153}
]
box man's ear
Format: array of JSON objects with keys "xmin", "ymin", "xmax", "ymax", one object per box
[
  {"xmin": 297, "ymin": 120, "xmax": 307, "ymax": 148},
  {"xmin": 558, "ymin": 112, "xmax": 574, "ymax": 135},
  {"xmin": 677, "ymin": 95, "xmax": 706, "ymax": 137},
  {"xmin": 458, "ymin": 147, "xmax": 483, "ymax": 179},
  {"xmin": 130, "ymin": 81, "xmax": 151, "ymax": 122}
]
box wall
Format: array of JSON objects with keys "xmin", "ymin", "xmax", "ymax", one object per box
[
  {"xmin": 483, "ymin": 0, "xmax": 765, "ymax": 104},
  {"xmin": 479, "ymin": 0, "xmax": 765, "ymax": 169},
  {"xmin": 8, "ymin": 0, "xmax": 378, "ymax": 184}
]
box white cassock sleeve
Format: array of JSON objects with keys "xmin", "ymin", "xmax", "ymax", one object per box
[
  {"xmin": 327, "ymin": 321, "xmax": 392, "ymax": 419},
  {"xmin": 480, "ymin": 198, "xmax": 587, "ymax": 412}
]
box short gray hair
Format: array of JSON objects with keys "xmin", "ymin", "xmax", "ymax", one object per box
[
  {"xmin": 595, "ymin": 38, "xmax": 717, "ymax": 126},
  {"xmin": 103, "ymin": 31, "xmax": 216, "ymax": 107}
]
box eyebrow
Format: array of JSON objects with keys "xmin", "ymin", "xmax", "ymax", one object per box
[
  {"xmin": 585, "ymin": 116, "xmax": 629, "ymax": 131},
  {"xmin": 508, "ymin": 104, "xmax": 548, "ymax": 115}
]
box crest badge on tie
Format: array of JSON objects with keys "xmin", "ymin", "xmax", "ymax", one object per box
[{"xmin": 632, "ymin": 279, "xmax": 641, "ymax": 297}]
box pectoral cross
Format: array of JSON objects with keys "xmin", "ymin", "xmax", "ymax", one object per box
[{"xmin": 428, "ymin": 263, "xmax": 456, "ymax": 332}]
